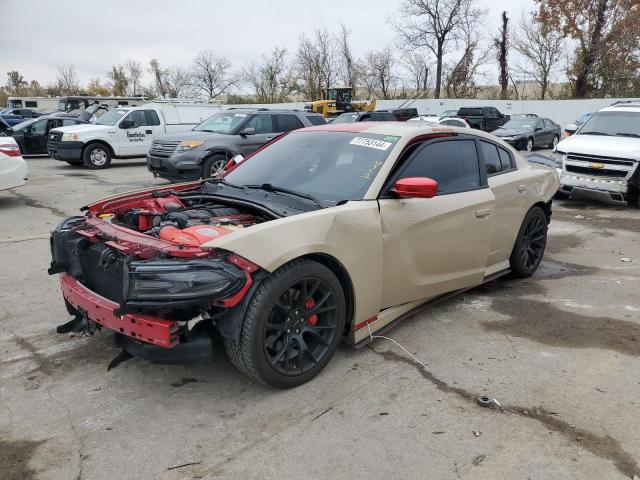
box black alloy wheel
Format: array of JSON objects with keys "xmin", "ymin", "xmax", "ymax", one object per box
[
  {"xmin": 263, "ymin": 277, "xmax": 339, "ymax": 376},
  {"xmin": 510, "ymin": 206, "xmax": 548, "ymax": 278},
  {"xmin": 224, "ymin": 259, "xmax": 346, "ymax": 388}
]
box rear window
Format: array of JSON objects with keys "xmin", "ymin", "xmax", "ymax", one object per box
[{"xmin": 458, "ymin": 107, "xmax": 483, "ymax": 116}]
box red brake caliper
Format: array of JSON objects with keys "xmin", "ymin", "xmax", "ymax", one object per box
[{"xmin": 305, "ymin": 298, "xmax": 318, "ymax": 326}]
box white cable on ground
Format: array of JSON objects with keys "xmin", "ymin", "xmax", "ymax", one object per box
[{"xmin": 366, "ymin": 323, "xmax": 430, "ymax": 371}]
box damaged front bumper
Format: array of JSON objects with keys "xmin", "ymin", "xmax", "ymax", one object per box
[{"xmin": 49, "ymin": 216, "xmax": 258, "ymax": 358}]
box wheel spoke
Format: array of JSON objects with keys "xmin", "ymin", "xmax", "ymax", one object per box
[
  {"xmin": 308, "ymin": 305, "xmax": 337, "ymax": 316},
  {"xmin": 270, "ymin": 339, "xmax": 290, "ymax": 366},
  {"xmin": 303, "ymin": 326, "xmax": 331, "ymax": 345}
]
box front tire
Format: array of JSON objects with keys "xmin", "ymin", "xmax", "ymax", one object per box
[
  {"xmin": 202, "ymin": 154, "xmax": 227, "ymax": 179},
  {"xmin": 509, "ymin": 206, "xmax": 548, "ymax": 278},
  {"xmin": 224, "ymin": 259, "xmax": 346, "ymax": 388},
  {"xmin": 550, "ymin": 135, "xmax": 559, "ymax": 149},
  {"xmin": 83, "ymin": 144, "xmax": 111, "ymax": 169}
]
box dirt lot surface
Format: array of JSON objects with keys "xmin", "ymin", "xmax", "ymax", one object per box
[{"xmin": 1, "ymin": 154, "xmax": 639, "ymax": 480}]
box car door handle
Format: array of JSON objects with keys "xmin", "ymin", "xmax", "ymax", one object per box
[
  {"xmin": 145, "ymin": 129, "xmax": 152, "ymax": 134},
  {"xmin": 266, "ymin": 137, "xmax": 273, "ymax": 141},
  {"xmin": 518, "ymin": 185, "xmax": 527, "ymax": 193},
  {"xmin": 475, "ymin": 208, "xmax": 492, "ymax": 218}
]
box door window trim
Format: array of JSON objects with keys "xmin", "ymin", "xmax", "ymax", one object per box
[
  {"xmin": 380, "ymin": 136, "xmax": 488, "ymax": 198},
  {"xmin": 477, "ymin": 139, "xmax": 518, "ymax": 177}
]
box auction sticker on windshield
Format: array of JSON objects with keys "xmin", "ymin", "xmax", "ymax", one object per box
[{"xmin": 349, "ymin": 137, "xmax": 392, "ymax": 150}]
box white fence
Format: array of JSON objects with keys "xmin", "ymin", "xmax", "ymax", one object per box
[{"xmin": 226, "ymin": 97, "xmax": 640, "ymax": 129}]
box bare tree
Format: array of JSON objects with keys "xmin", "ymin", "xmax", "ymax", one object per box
[
  {"xmin": 444, "ymin": 13, "xmax": 492, "ymax": 98},
  {"xmin": 512, "ymin": 13, "xmax": 564, "ymax": 100},
  {"xmin": 56, "ymin": 64, "xmax": 80, "ymax": 95},
  {"xmin": 125, "ymin": 59, "xmax": 143, "ymax": 96},
  {"xmin": 391, "ymin": 0, "xmax": 483, "ymax": 99},
  {"xmin": 165, "ymin": 67, "xmax": 193, "ymax": 98},
  {"xmin": 243, "ymin": 47, "xmax": 298, "ymax": 103},
  {"xmin": 295, "ymin": 28, "xmax": 338, "ymax": 101},
  {"xmin": 86, "ymin": 77, "xmax": 110, "ymax": 96},
  {"xmin": 191, "ymin": 50, "xmax": 237, "ymax": 100},
  {"xmin": 337, "ymin": 23, "xmax": 359, "ymax": 89},
  {"xmin": 107, "ymin": 65, "xmax": 129, "ymax": 96},
  {"xmin": 402, "ymin": 52, "xmax": 430, "ymax": 97},
  {"xmin": 494, "ymin": 11, "xmax": 509, "ymax": 100},
  {"xmin": 6, "ymin": 71, "xmax": 28, "ymax": 95},
  {"xmin": 149, "ymin": 59, "xmax": 167, "ymax": 98},
  {"xmin": 365, "ymin": 48, "xmax": 397, "ymax": 99}
]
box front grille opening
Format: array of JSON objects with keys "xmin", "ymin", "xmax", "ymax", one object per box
[
  {"xmin": 78, "ymin": 244, "xmax": 125, "ymax": 303},
  {"xmin": 565, "ymin": 165, "xmax": 628, "ymax": 178}
]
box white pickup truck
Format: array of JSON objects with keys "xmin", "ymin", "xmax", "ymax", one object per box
[
  {"xmin": 554, "ymin": 101, "xmax": 640, "ymax": 207},
  {"xmin": 47, "ymin": 101, "xmax": 222, "ymax": 169}
]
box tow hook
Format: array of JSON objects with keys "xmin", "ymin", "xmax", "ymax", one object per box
[{"xmin": 56, "ymin": 309, "xmax": 98, "ymax": 336}]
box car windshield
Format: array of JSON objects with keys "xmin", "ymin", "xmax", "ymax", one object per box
[
  {"xmin": 502, "ymin": 119, "xmax": 535, "ymax": 130},
  {"xmin": 224, "ymin": 131, "xmax": 400, "ymax": 204},
  {"xmin": 193, "ymin": 112, "xmax": 248, "ymax": 133},
  {"xmin": 579, "ymin": 111, "xmax": 640, "ymax": 137},
  {"xmin": 330, "ymin": 113, "xmax": 360, "ymax": 124},
  {"xmin": 95, "ymin": 109, "xmax": 128, "ymax": 126}
]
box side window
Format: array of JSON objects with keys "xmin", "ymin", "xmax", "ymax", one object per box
[
  {"xmin": 62, "ymin": 119, "xmax": 78, "ymax": 126},
  {"xmin": 306, "ymin": 115, "xmax": 325, "ymax": 126},
  {"xmin": 479, "ymin": 141, "xmax": 502, "ymax": 175},
  {"xmin": 30, "ymin": 119, "xmax": 47, "ymax": 135},
  {"xmin": 125, "ymin": 110, "xmax": 147, "ymax": 128},
  {"xmin": 244, "ymin": 114, "xmax": 276, "ymax": 134},
  {"xmin": 276, "ymin": 114, "xmax": 304, "ymax": 132},
  {"xmin": 48, "ymin": 119, "xmax": 63, "ymax": 130},
  {"xmin": 535, "ymin": 120, "xmax": 543, "ymax": 130},
  {"xmin": 498, "ymin": 147, "xmax": 514, "ymax": 170},
  {"xmin": 25, "ymin": 101, "xmax": 37, "ymax": 108},
  {"xmin": 145, "ymin": 110, "xmax": 161, "ymax": 126},
  {"xmin": 399, "ymin": 140, "xmax": 481, "ymax": 195},
  {"xmin": 359, "ymin": 113, "xmax": 371, "ymax": 121},
  {"xmin": 543, "ymin": 119, "xmax": 554, "ymax": 128}
]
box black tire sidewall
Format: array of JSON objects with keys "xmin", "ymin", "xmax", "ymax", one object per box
[
  {"xmin": 244, "ymin": 261, "xmax": 346, "ymax": 388},
  {"xmin": 509, "ymin": 206, "xmax": 548, "ymax": 278},
  {"xmin": 83, "ymin": 144, "xmax": 111, "ymax": 169}
]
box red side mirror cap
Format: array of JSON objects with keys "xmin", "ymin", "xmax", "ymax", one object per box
[{"xmin": 393, "ymin": 177, "xmax": 438, "ymax": 198}]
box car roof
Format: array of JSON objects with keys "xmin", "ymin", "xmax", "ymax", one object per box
[
  {"xmin": 600, "ymin": 102, "xmax": 640, "ymax": 113},
  {"xmin": 298, "ymin": 121, "xmax": 500, "ymax": 141}
]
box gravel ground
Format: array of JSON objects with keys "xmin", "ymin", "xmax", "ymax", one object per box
[{"xmin": 1, "ymin": 152, "xmax": 639, "ymax": 480}]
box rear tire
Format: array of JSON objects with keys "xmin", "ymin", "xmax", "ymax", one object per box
[
  {"xmin": 83, "ymin": 144, "xmax": 111, "ymax": 169},
  {"xmin": 224, "ymin": 259, "xmax": 346, "ymax": 388},
  {"xmin": 509, "ymin": 206, "xmax": 548, "ymax": 278}
]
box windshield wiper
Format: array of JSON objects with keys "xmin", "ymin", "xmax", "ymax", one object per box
[
  {"xmin": 244, "ymin": 183, "xmax": 325, "ymax": 209},
  {"xmin": 579, "ymin": 131, "xmax": 610, "ymax": 136},
  {"xmin": 616, "ymin": 132, "xmax": 640, "ymax": 138}
]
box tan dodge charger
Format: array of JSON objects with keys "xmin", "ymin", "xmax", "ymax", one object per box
[{"xmin": 49, "ymin": 122, "xmax": 559, "ymax": 387}]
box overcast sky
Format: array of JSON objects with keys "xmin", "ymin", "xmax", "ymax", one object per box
[{"xmin": 0, "ymin": 0, "xmax": 536, "ymax": 87}]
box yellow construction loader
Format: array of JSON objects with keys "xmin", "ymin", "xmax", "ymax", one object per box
[{"xmin": 304, "ymin": 88, "xmax": 376, "ymax": 118}]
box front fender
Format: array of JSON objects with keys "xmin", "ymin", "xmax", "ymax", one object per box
[{"xmin": 201, "ymin": 201, "xmax": 384, "ymax": 327}]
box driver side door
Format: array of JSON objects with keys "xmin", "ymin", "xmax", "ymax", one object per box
[
  {"xmin": 23, "ymin": 119, "xmax": 49, "ymax": 154},
  {"xmin": 378, "ymin": 138, "xmax": 495, "ymax": 308},
  {"xmin": 116, "ymin": 110, "xmax": 157, "ymax": 156},
  {"xmin": 235, "ymin": 114, "xmax": 277, "ymax": 155}
]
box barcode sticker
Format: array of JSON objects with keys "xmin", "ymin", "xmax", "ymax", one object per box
[{"xmin": 349, "ymin": 137, "xmax": 393, "ymax": 150}]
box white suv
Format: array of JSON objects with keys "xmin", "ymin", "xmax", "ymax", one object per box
[{"xmin": 553, "ymin": 101, "xmax": 640, "ymax": 207}]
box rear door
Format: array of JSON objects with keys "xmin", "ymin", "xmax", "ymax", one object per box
[
  {"xmin": 478, "ymin": 140, "xmax": 528, "ymax": 266},
  {"xmin": 275, "ymin": 114, "xmax": 304, "ymax": 133},
  {"xmin": 378, "ymin": 138, "xmax": 495, "ymax": 308}
]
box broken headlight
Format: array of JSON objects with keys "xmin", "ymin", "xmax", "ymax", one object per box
[{"xmin": 125, "ymin": 258, "xmax": 244, "ymax": 302}]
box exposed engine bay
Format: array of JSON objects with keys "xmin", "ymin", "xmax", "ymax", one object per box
[{"xmin": 104, "ymin": 191, "xmax": 270, "ymax": 247}]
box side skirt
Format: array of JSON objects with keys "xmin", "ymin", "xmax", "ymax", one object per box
[{"xmin": 351, "ymin": 268, "xmax": 510, "ymax": 349}]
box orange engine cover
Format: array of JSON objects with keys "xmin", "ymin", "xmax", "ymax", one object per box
[{"xmin": 159, "ymin": 224, "xmax": 243, "ymax": 247}]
